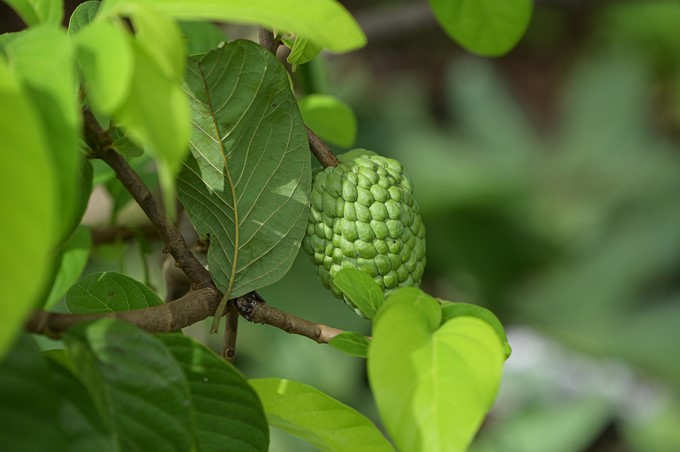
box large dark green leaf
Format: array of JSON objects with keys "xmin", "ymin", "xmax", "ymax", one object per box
[
  {"xmin": 66, "ymin": 272, "xmax": 163, "ymax": 313},
  {"xmin": 63, "ymin": 319, "xmax": 196, "ymax": 451},
  {"xmin": 250, "ymin": 378, "xmax": 393, "ymax": 451},
  {"xmin": 178, "ymin": 40, "xmax": 310, "ymax": 304},
  {"xmin": 159, "ymin": 334, "xmax": 269, "ymax": 451},
  {"xmin": 0, "ymin": 336, "xmax": 67, "ymax": 451}
]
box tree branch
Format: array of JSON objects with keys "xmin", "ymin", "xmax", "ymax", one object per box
[
  {"xmin": 84, "ymin": 111, "xmax": 212, "ymax": 289},
  {"xmin": 307, "ymin": 127, "xmax": 340, "ymax": 167},
  {"xmin": 258, "ymin": 28, "xmax": 278, "ymax": 55}
]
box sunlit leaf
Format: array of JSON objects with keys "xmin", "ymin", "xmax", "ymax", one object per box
[
  {"xmin": 179, "ymin": 21, "xmax": 228, "ymax": 55},
  {"xmin": 298, "ymin": 94, "xmax": 357, "ymax": 147},
  {"xmin": 428, "ymin": 0, "xmax": 532, "ymax": 56},
  {"xmin": 177, "ymin": 40, "xmax": 310, "ymax": 310},
  {"xmin": 3, "ymin": 0, "xmax": 63, "ymax": 26},
  {"xmin": 333, "ymin": 268, "xmax": 383, "ymax": 319},
  {"xmin": 45, "ymin": 225, "xmax": 92, "ymax": 309},
  {"xmin": 287, "ymin": 35, "xmax": 322, "ymax": 66},
  {"xmin": 97, "ymin": 0, "xmax": 366, "ymax": 52},
  {"xmin": 250, "ymin": 378, "xmax": 393, "ymax": 451},
  {"xmin": 328, "ymin": 332, "xmax": 370, "ymax": 358},
  {"xmin": 441, "ymin": 302, "xmax": 511, "ymax": 358}
]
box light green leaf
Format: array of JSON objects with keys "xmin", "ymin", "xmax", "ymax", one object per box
[
  {"xmin": 179, "ymin": 21, "xmax": 228, "ymax": 55},
  {"xmin": 45, "ymin": 225, "xmax": 93, "ymax": 309},
  {"xmin": 6, "ymin": 25, "xmax": 82, "ymax": 240},
  {"xmin": 333, "ymin": 268, "xmax": 383, "ymax": 319},
  {"xmin": 250, "ymin": 378, "xmax": 394, "ymax": 452},
  {"xmin": 127, "ymin": 4, "xmax": 186, "ymax": 81},
  {"xmin": 369, "ymin": 288, "xmax": 505, "ymax": 452},
  {"xmin": 0, "ymin": 335, "xmax": 67, "ymax": 451},
  {"xmin": 72, "ymin": 19, "xmax": 133, "ymax": 115},
  {"xmin": 177, "ymin": 40, "xmax": 310, "ymax": 309},
  {"xmin": 158, "ymin": 335, "xmax": 269, "ymax": 451},
  {"xmin": 0, "ymin": 58, "xmax": 57, "ymax": 359},
  {"xmin": 428, "ymin": 0, "xmax": 532, "ymax": 56},
  {"xmin": 298, "ymin": 94, "xmax": 357, "ymax": 147},
  {"xmin": 3, "ymin": 0, "xmax": 63, "ymax": 26},
  {"xmin": 287, "ymin": 35, "xmax": 322, "ymax": 65},
  {"xmin": 63, "ymin": 319, "xmax": 196, "ymax": 451},
  {"xmin": 441, "ymin": 302, "xmax": 511, "ymax": 358},
  {"xmin": 97, "ymin": 0, "xmax": 366, "ymax": 52},
  {"xmin": 114, "ymin": 38, "xmax": 190, "ymax": 220},
  {"xmin": 68, "ymin": 1, "xmax": 101, "ymax": 34},
  {"xmin": 66, "ymin": 272, "xmax": 163, "ymax": 313},
  {"xmin": 110, "ymin": 132, "xmax": 144, "ymax": 158},
  {"xmin": 328, "ymin": 332, "xmax": 370, "ymax": 358}
]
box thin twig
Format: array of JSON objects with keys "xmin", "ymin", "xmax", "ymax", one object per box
[
  {"xmin": 307, "ymin": 127, "xmax": 340, "ymax": 167},
  {"xmin": 84, "ymin": 111, "xmax": 212, "ymax": 289},
  {"xmin": 237, "ymin": 292, "xmax": 344, "ymax": 343},
  {"xmin": 222, "ymin": 300, "xmax": 239, "ymax": 360}
]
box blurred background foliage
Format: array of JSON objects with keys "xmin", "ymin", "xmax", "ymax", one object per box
[{"xmin": 3, "ymin": 0, "xmax": 679, "ymax": 450}]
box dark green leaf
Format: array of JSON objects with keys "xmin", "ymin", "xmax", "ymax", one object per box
[
  {"xmin": 441, "ymin": 302, "xmax": 511, "ymax": 358},
  {"xmin": 68, "ymin": 1, "xmax": 101, "ymax": 34},
  {"xmin": 0, "ymin": 335, "xmax": 66, "ymax": 451},
  {"xmin": 0, "ymin": 58, "xmax": 58, "ymax": 358},
  {"xmin": 333, "ymin": 268, "xmax": 384, "ymax": 319},
  {"xmin": 97, "ymin": 0, "xmax": 366, "ymax": 53},
  {"xmin": 250, "ymin": 378, "xmax": 393, "ymax": 452},
  {"xmin": 178, "ymin": 40, "xmax": 310, "ymax": 304},
  {"xmin": 44, "ymin": 352, "xmax": 117, "ymax": 452},
  {"xmin": 45, "ymin": 225, "xmax": 93, "ymax": 309},
  {"xmin": 179, "ymin": 21, "xmax": 227, "ymax": 56},
  {"xmin": 298, "ymin": 94, "xmax": 357, "ymax": 147},
  {"xmin": 369, "ymin": 288, "xmax": 505, "ymax": 451},
  {"xmin": 428, "ymin": 0, "xmax": 532, "ymax": 56},
  {"xmin": 63, "ymin": 319, "xmax": 196, "ymax": 451},
  {"xmin": 158, "ymin": 334, "xmax": 269, "ymax": 451},
  {"xmin": 66, "ymin": 272, "xmax": 163, "ymax": 313},
  {"xmin": 3, "ymin": 0, "xmax": 63, "ymax": 26},
  {"xmin": 328, "ymin": 332, "xmax": 370, "ymax": 358}
]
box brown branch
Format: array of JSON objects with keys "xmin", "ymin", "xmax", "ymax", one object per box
[
  {"xmin": 307, "ymin": 127, "xmax": 340, "ymax": 167},
  {"xmin": 83, "ymin": 111, "xmax": 212, "ymax": 289},
  {"xmin": 258, "ymin": 28, "xmax": 278, "ymax": 55},
  {"xmin": 26, "ymin": 287, "xmax": 222, "ymax": 338},
  {"xmin": 236, "ymin": 292, "xmax": 344, "ymax": 343}
]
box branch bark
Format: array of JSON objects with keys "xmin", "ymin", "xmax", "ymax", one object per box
[{"xmin": 307, "ymin": 127, "xmax": 340, "ymax": 167}]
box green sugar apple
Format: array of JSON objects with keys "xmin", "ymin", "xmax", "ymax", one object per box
[{"xmin": 302, "ymin": 149, "xmax": 426, "ymax": 315}]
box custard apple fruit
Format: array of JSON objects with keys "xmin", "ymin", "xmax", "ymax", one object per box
[{"xmin": 302, "ymin": 149, "xmax": 426, "ymax": 314}]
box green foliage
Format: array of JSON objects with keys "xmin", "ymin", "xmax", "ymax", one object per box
[
  {"xmin": 178, "ymin": 40, "xmax": 310, "ymax": 300},
  {"xmin": 428, "ymin": 0, "xmax": 533, "ymax": 56},
  {"xmin": 328, "ymin": 332, "xmax": 370, "ymax": 358},
  {"xmin": 369, "ymin": 288, "xmax": 505, "ymax": 452},
  {"xmin": 283, "ymin": 34, "xmax": 322, "ymax": 66},
  {"xmin": 333, "ymin": 268, "xmax": 384, "ymax": 319},
  {"xmin": 45, "ymin": 226, "xmax": 93, "ymax": 309},
  {"xmin": 298, "ymin": 94, "xmax": 357, "ymax": 147},
  {"xmin": 178, "ymin": 21, "xmax": 228, "ymax": 56},
  {"xmin": 250, "ymin": 378, "xmax": 393, "ymax": 451},
  {"xmin": 66, "ymin": 272, "xmax": 163, "ymax": 313},
  {"xmin": 3, "ymin": 0, "xmax": 63, "ymax": 26}
]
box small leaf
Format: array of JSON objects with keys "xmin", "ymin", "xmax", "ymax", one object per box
[
  {"xmin": 97, "ymin": 0, "xmax": 366, "ymax": 53},
  {"xmin": 250, "ymin": 378, "xmax": 394, "ymax": 452},
  {"xmin": 63, "ymin": 319, "xmax": 196, "ymax": 451},
  {"xmin": 287, "ymin": 35, "xmax": 322, "ymax": 66},
  {"xmin": 441, "ymin": 302, "xmax": 512, "ymax": 358},
  {"xmin": 0, "ymin": 58, "xmax": 58, "ymax": 359},
  {"xmin": 68, "ymin": 1, "xmax": 101, "ymax": 34},
  {"xmin": 328, "ymin": 332, "xmax": 370, "ymax": 358},
  {"xmin": 428, "ymin": 0, "xmax": 532, "ymax": 56},
  {"xmin": 298, "ymin": 94, "xmax": 357, "ymax": 147},
  {"xmin": 178, "ymin": 40, "xmax": 310, "ymax": 312},
  {"xmin": 72, "ymin": 18, "xmax": 134, "ymax": 115},
  {"xmin": 3, "ymin": 0, "xmax": 63, "ymax": 26},
  {"xmin": 333, "ymin": 268, "xmax": 384, "ymax": 319},
  {"xmin": 158, "ymin": 335, "xmax": 269, "ymax": 451},
  {"xmin": 45, "ymin": 225, "xmax": 93, "ymax": 309},
  {"xmin": 369, "ymin": 288, "xmax": 505, "ymax": 451},
  {"xmin": 178, "ymin": 21, "xmax": 227, "ymax": 56},
  {"xmin": 66, "ymin": 272, "xmax": 163, "ymax": 314}
]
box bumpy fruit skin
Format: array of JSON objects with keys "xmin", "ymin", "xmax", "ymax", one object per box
[{"xmin": 302, "ymin": 149, "xmax": 426, "ymax": 315}]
